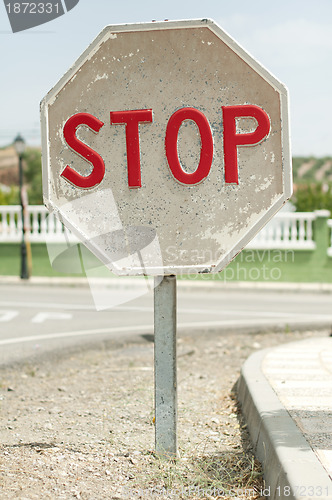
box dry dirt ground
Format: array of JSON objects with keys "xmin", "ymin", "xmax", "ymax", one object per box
[{"xmin": 0, "ymin": 327, "xmax": 326, "ymax": 499}]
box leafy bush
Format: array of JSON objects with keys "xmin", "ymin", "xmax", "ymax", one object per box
[
  {"xmin": 0, "ymin": 186, "xmax": 19, "ymax": 205},
  {"xmin": 23, "ymin": 148, "xmax": 43, "ymax": 205},
  {"xmin": 292, "ymin": 183, "xmax": 332, "ymax": 212}
]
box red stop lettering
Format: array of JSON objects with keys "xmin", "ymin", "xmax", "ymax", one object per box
[
  {"xmin": 61, "ymin": 113, "xmax": 105, "ymax": 189},
  {"xmin": 110, "ymin": 109, "xmax": 153, "ymax": 188},
  {"xmin": 61, "ymin": 105, "xmax": 271, "ymax": 190},
  {"xmin": 165, "ymin": 107, "xmax": 213, "ymax": 185},
  {"xmin": 222, "ymin": 105, "xmax": 271, "ymax": 184}
]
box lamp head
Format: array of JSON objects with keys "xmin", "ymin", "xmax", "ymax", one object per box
[{"xmin": 14, "ymin": 134, "xmax": 25, "ymax": 155}]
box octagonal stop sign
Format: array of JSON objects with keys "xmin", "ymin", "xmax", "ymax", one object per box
[{"xmin": 41, "ymin": 18, "xmax": 292, "ymax": 276}]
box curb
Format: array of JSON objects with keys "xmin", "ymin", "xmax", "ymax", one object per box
[
  {"xmin": 237, "ymin": 349, "xmax": 332, "ymax": 500},
  {"xmin": 1, "ymin": 275, "xmax": 332, "ymax": 294}
]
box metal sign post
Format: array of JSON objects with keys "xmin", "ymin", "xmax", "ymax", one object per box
[{"xmin": 154, "ymin": 275, "xmax": 177, "ymax": 458}]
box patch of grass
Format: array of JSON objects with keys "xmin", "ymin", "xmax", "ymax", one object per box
[
  {"xmin": 3, "ymin": 242, "xmax": 332, "ymax": 285},
  {"xmin": 130, "ymin": 450, "xmax": 264, "ymax": 499},
  {"xmin": 0, "ymin": 243, "xmax": 84, "ymax": 277},
  {"xmin": 0, "ymin": 244, "xmax": 21, "ymax": 276},
  {"xmin": 284, "ymin": 324, "xmax": 291, "ymax": 334}
]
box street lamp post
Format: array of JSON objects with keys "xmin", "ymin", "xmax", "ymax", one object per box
[{"xmin": 14, "ymin": 134, "xmax": 29, "ymax": 280}]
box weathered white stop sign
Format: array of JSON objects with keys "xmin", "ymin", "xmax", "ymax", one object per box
[{"xmin": 41, "ymin": 18, "xmax": 292, "ymax": 276}]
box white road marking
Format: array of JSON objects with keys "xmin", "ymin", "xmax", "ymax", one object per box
[
  {"xmin": 0, "ymin": 314, "xmax": 332, "ymax": 346},
  {"xmin": 0, "ymin": 325, "xmax": 152, "ymax": 345},
  {"xmin": 31, "ymin": 312, "xmax": 73, "ymax": 324},
  {"xmin": 0, "ymin": 300, "xmax": 332, "ymax": 321},
  {"xmin": 0, "ymin": 300, "xmax": 95, "ymax": 311},
  {"xmin": 0, "ymin": 310, "xmax": 19, "ymax": 322}
]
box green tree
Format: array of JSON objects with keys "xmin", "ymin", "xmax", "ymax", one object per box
[
  {"xmin": 0, "ymin": 186, "xmax": 19, "ymax": 205},
  {"xmin": 23, "ymin": 148, "xmax": 43, "ymax": 205},
  {"xmin": 293, "ymin": 183, "xmax": 332, "ymax": 212},
  {"xmin": 0, "ymin": 146, "xmax": 42, "ymax": 206}
]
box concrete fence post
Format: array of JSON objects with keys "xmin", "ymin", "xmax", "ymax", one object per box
[{"xmin": 313, "ymin": 210, "xmax": 330, "ymax": 262}]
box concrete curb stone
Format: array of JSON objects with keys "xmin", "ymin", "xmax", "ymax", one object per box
[
  {"xmin": 237, "ymin": 345, "xmax": 332, "ymax": 500},
  {"xmin": 2, "ymin": 275, "xmax": 332, "ymax": 294}
]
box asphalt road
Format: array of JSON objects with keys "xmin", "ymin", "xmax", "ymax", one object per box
[{"xmin": 0, "ymin": 281, "xmax": 332, "ymax": 366}]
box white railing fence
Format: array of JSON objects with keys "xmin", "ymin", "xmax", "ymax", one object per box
[
  {"xmin": 327, "ymin": 219, "xmax": 332, "ymax": 257},
  {"xmin": 0, "ymin": 205, "xmax": 78, "ymax": 243},
  {"xmin": 247, "ymin": 212, "xmax": 316, "ymax": 250},
  {"xmin": 0, "ymin": 205, "xmax": 322, "ymax": 250}
]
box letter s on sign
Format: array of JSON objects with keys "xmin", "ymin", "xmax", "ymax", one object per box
[{"xmin": 61, "ymin": 113, "xmax": 105, "ymax": 189}]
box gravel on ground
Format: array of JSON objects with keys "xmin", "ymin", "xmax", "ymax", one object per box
[{"xmin": 0, "ymin": 327, "xmax": 326, "ymax": 499}]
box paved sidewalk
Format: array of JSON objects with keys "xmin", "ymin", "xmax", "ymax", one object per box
[{"xmin": 238, "ymin": 337, "xmax": 332, "ymax": 500}]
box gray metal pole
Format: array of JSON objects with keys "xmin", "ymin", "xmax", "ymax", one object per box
[
  {"xmin": 19, "ymin": 154, "xmax": 28, "ymax": 280},
  {"xmin": 154, "ymin": 275, "xmax": 177, "ymax": 458}
]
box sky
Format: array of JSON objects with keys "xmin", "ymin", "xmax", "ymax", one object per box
[{"xmin": 0, "ymin": 0, "xmax": 331, "ymax": 157}]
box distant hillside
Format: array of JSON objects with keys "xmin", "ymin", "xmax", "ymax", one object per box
[
  {"xmin": 0, "ymin": 146, "xmax": 18, "ymax": 185},
  {"xmin": 0, "ymin": 145, "xmax": 42, "ymax": 204},
  {"xmin": 293, "ymin": 157, "xmax": 332, "ymax": 184}
]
